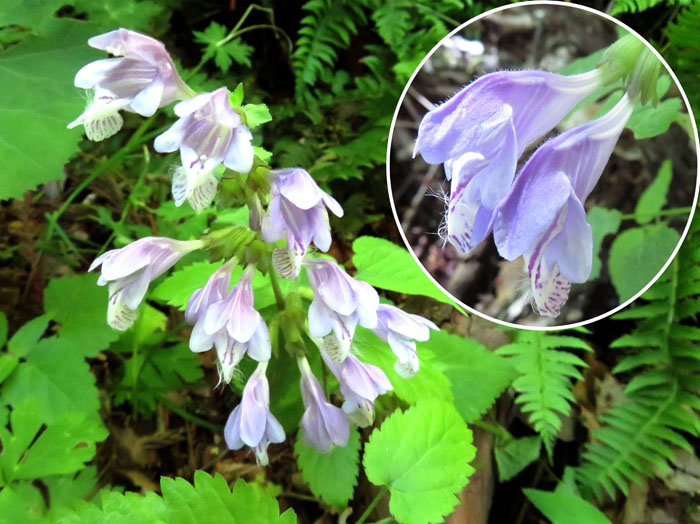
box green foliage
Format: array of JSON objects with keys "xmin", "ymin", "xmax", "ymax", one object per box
[
  {"xmin": 610, "ymin": 0, "xmax": 669, "ymax": 16},
  {"xmin": 576, "ymin": 217, "xmax": 700, "ymax": 500},
  {"xmin": 363, "ymin": 400, "xmax": 476, "ymax": 524},
  {"xmin": 292, "ymin": 0, "xmax": 366, "ymax": 98},
  {"xmin": 44, "ymin": 274, "xmax": 120, "ymax": 356},
  {"xmin": 0, "ymin": 19, "xmax": 101, "ymax": 200},
  {"xmin": 496, "ymin": 332, "xmax": 591, "ymax": 456},
  {"xmin": 524, "ymin": 489, "xmax": 612, "ymax": 524},
  {"xmin": 295, "ymin": 427, "xmax": 361, "ymax": 507},
  {"xmin": 426, "ymin": 330, "xmax": 517, "ymax": 423},
  {"xmin": 634, "ymin": 160, "xmax": 672, "ymax": 224},
  {"xmin": 608, "ymin": 224, "xmax": 680, "ymax": 302},
  {"xmin": 0, "ymin": 398, "xmax": 106, "ymax": 484},
  {"xmin": 587, "ymin": 206, "xmax": 622, "ymax": 280},
  {"xmin": 193, "ymin": 22, "xmax": 254, "ymax": 73},
  {"xmin": 352, "ymin": 236, "xmax": 462, "ymax": 310},
  {"xmin": 665, "ymin": 2, "xmax": 700, "ymax": 123},
  {"xmin": 59, "ymin": 471, "xmax": 296, "ymax": 524},
  {"xmin": 494, "ymin": 436, "xmax": 541, "ymax": 482}
]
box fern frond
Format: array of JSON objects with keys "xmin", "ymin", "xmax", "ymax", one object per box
[
  {"xmin": 576, "ymin": 216, "xmax": 700, "ymax": 500},
  {"xmin": 610, "ymin": 0, "xmax": 671, "ymax": 15},
  {"xmin": 665, "ymin": 2, "xmax": 700, "ymax": 123},
  {"xmin": 292, "ymin": 0, "xmax": 368, "ymax": 100},
  {"xmin": 496, "ymin": 332, "xmax": 591, "ymax": 456}
]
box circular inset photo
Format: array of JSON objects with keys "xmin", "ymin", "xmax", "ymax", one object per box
[{"xmin": 388, "ymin": 2, "xmax": 699, "ymax": 329}]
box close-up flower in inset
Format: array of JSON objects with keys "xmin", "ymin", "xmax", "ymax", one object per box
[
  {"xmin": 89, "ymin": 237, "xmax": 203, "ymax": 330},
  {"xmin": 414, "ymin": 70, "xmax": 601, "ymax": 253},
  {"xmin": 154, "ymin": 87, "xmax": 254, "ymax": 210},
  {"xmin": 68, "ymin": 28, "xmax": 192, "ymax": 141},
  {"xmin": 493, "ymin": 95, "xmax": 635, "ymax": 317}
]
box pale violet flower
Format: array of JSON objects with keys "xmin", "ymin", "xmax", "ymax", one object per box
[
  {"xmin": 68, "ymin": 28, "xmax": 191, "ymax": 141},
  {"xmin": 184, "ymin": 262, "xmax": 233, "ymax": 325},
  {"xmin": 414, "ymin": 70, "xmax": 601, "ymax": 253},
  {"xmin": 298, "ymin": 357, "xmax": 349, "ymax": 453},
  {"xmin": 154, "ymin": 87, "xmax": 254, "ymax": 211},
  {"xmin": 224, "ymin": 362, "xmax": 285, "ymax": 466},
  {"xmin": 321, "ymin": 352, "xmax": 392, "ymax": 427},
  {"xmin": 262, "ymin": 168, "xmax": 344, "ymax": 279},
  {"xmin": 304, "ymin": 258, "xmax": 379, "ymax": 363},
  {"xmin": 493, "ymin": 94, "xmax": 634, "ymax": 317},
  {"xmin": 189, "ymin": 266, "xmax": 270, "ymax": 383},
  {"xmin": 372, "ymin": 304, "xmax": 439, "ymax": 378},
  {"xmin": 90, "ymin": 237, "xmax": 202, "ymax": 330}
]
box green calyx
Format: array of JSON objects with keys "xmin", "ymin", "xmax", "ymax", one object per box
[{"xmin": 598, "ymin": 33, "xmax": 662, "ymax": 106}]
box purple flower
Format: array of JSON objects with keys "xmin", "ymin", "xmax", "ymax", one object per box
[
  {"xmin": 224, "ymin": 362, "xmax": 285, "ymax": 466},
  {"xmin": 90, "ymin": 237, "xmax": 203, "ymax": 330},
  {"xmin": 304, "ymin": 258, "xmax": 379, "ymax": 362},
  {"xmin": 154, "ymin": 87, "xmax": 254, "ymax": 211},
  {"xmin": 321, "ymin": 352, "xmax": 392, "ymax": 427},
  {"xmin": 189, "ymin": 266, "xmax": 270, "ymax": 383},
  {"xmin": 261, "ymin": 168, "xmax": 344, "ymax": 279},
  {"xmin": 68, "ymin": 28, "xmax": 192, "ymax": 141},
  {"xmin": 184, "ymin": 262, "xmax": 233, "ymax": 325},
  {"xmin": 493, "ymin": 94, "xmax": 634, "ymax": 317},
  {"xmin": 414, "ymin": 70, "xmax": 601, "ymax": 253},
  {"xmin": 298, "ymin": 357, "xmax": 349, "ymax": 453},
  {"xmin": 372, "ymin": 304, "xmax": 439, "ymax": 378}
]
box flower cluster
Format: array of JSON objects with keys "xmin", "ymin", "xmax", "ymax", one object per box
[
  {"xmin": 415, "ymin": 62, "xmax": 640, "ymax": 317},
  {"xmin": 78, "ymin": 29, "xmax": 439, "ymax": 464}
]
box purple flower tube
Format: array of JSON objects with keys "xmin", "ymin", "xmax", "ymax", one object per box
[
  {"xmin": 189, "ymin": 266, "xmax": 270, "ymax": 383},
  {"xmin": 68, "ymin": 29, "xmax": 192, "ymax": 141},
  {"xmin": 224, "ymin": 362, "xmax": 285, "ymax": 466},
  {"xmin": 321, "ymin": 352, "xmax": 392, "ymax": 427},
  {"xmin": 298, "ymin": 357, "xmax": 349, "ymax": 453},
  {"xmin": 154, "ymin": 87, "xmax": 254, "ymax": 211},
  {"xmin": 262, "ymin": 168, "xmax": 344, "ymax": 279},
  {"xmin": 372, "ymin": 304, "xmax": 439, "ymax": 378},
  {"xmin": 90, "ymin": 237, "xmax": 202, "ymax": 330},
  {"xmin": 304, "ymin": 258, "xmax": 379, "ymax": 363}
]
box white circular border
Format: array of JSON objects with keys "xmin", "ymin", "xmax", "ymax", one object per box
[{"xmin": 386, "ymin": 0, "xmax": 700, "ymax": 331}]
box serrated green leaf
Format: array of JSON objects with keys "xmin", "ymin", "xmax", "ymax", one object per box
[
  {"xmin": 634, "ymin": 160, "xmax": 672, "ymax": 225},
  {"xmin": 2, "ymin": 338, "xmax": 102, "ymax": 424},
  {"xmin": 587, "ymin": 206, "xmax": 622, "ymax": 280},
  {"xmin": 45, "ymin": 467, "xmax": 99, "ymax": 513},
  {"xmin": 295, "ymin": 427, "xmax": 360, "ymax": 507},
  {"xmin": 44, "ymin": 274, "xmax": 120, "ymax": 357},
  {"xmin": 627, "ymin": 97, "xmax": 683, "ymax": 140},
  {"xmin": 242, "ymin": 103, "xmax": 272, "ymax": 129},
  {"xmin": 352, "ymin": 236, "xmax": 461, "ymax": 311},
  {"xmin": 495, "ymin": 436, "xmax": 541, "ymax": 482},
  {"xmin": 0, "ymin": 398, "xmax": 106, "ymax": 484},
  {"xmin": 609, "ymin": 225, "xmax": 680, "ymax": 302},
  {"xmin": 229, "ymin": 83, "xmax": 244, "ymax": 107},
  {"xmin": 221, "ymin": 39, "xmax": 253, "ymax": 69},
  {"xmin": 426, "ymin": 330, "xmax": 516, "ymax": 422},
  {"xmin": 0, "ymin": 19, "xmax": 102, "ymax": 200},
  {"xmin": 7, "ymin": 314, "xmax": 51, "ymax": 357},
  {"xmin": 524, "ymin": 489, "xmax": 612, "ymax": 524},
  {"xmin": 161, "ymin": 472, "xmax": 295, "ymax": 524},
  {"xmin": 363, "ymin": 400, "xmax": 476, "ymax": 524}
]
